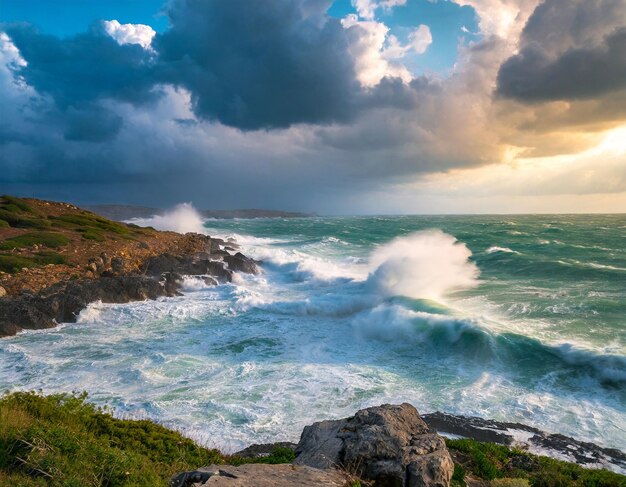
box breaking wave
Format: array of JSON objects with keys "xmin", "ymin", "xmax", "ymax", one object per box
[{"xmin": 127, "ymin": 203, "xmax": 206, "ymax": 234}]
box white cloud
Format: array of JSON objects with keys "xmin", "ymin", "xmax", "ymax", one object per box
[
  {"xmin": 352, "ymin": 0, "xmax": 407, "ymax": 20},
  {"xmin": 103, "ymin": 20, "xmax": 156, "ymax": 49},
  {"xmin": 342, "ymin": 16, "xmax": 431, "ymax": 86},
  {"xmin": 451, "ymin": 0, "xmax": 538, "ymax": 39},
  {"xmin": 342, "ymin": 14, "xmax": 412, "ymax": 86}
]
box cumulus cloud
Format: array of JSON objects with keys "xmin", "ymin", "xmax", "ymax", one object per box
[{"xmin": 103, "ymin": 20, "xmax": 156, "ymax": 49}]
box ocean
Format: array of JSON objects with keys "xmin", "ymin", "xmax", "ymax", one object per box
[{"xmin": 1, "ymin": 214, "xmax": 625, "ymax": 455}]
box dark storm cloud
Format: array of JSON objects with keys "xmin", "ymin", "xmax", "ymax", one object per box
[
  {"xmin": 497, "ymin": 27, "xmax": 626, "ymax": 102},
  {"xmin": 155, "ymin": 0, "xmax": 360, "ymax": 129},
  {"xmin": 4, "ymin": 23, "xmax": 156, "ymax": 108},
  {"xmin": 4, "ymin": 0, "xmax": 416, "ymax": 133},
  {"xmin": 496, "ymin": 0, "xmax": 626, "ymax": 102},
  {"xmin": 3, "ymin": 22, "xmax": 157, "ymax": 142}
]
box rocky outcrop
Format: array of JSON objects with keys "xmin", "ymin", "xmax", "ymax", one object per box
[
  {"xmin": 0, "ymin": 275, "xmax": 177, "ymax": 336},
  {"xmin": 223, "ymin": 252, "xmax": 258, "ymax": 275},
  {"xmin": 172, "ymin": 464, "xmax": 348, "ymax": 486},
  {"xmin": 423, "ymin": 412, "xmax": 626, "ymax": 473},
  {"xmin": 0, "ymin": 242, "xmax": 258, "ymax": 338},
  {"xmin": 295, "ymin": 403, "xmax": 454, "ymax": 487}
]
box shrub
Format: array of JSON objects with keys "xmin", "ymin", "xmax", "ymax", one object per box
[{"xmin": 0, "ymin": 232, "xmax": 70, "ymax": 250}]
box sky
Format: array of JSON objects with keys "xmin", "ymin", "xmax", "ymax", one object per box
[{"xmin": 1, "ymin": 0, "xmax": 626, "ymax": 214}]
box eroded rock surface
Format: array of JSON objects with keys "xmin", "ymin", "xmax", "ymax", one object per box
[
  {"xmin": 194, "ymin": 464, "xmax": 348, "ymax": 486},
  {"xmin": 295, "ymin": 403, "xmax": 454, "ymax": 487}
]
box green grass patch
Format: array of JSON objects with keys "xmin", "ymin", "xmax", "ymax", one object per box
[
  {"xmin": 0, "ymin": 195, "xmax": 34, "ymax": 213},
  {"xmin": 0, "ymin": 210, "xmax": 51, "ymax": 229},
  {"xmin": 0, "ymin": 232, "xmax": 70, "ymax": 250},
  {"xmin": 81, "ymin": 229, "xmax": 106, "ymax": 241},
  {"xmin": 50, "ymin": 213, "xmax": 131, "ymax": 236},
  {"xmin": 0, "ymin": 391, "xmax": 224, "ymax": 487},
  {"xmin": 0, "ymin": 254, "xmax": 37, "ymax": 273},
  {"xmin": 0, "ymin": 219, "xmax": 9, "ymax": 229},
  {"xmin": 0, "ymin": 252, "xmax": 67, "ymax": 273},
  {"xmin": 446, "ymin": 438, "xmax": 626, "ymax": 487}
]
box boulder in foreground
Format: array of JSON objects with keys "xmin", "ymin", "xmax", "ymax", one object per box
[{"xmin": 294, "ymin": 403, "xmax": 454, "ymax": 487}]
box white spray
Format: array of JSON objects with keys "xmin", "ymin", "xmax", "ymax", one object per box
[
  {"xmin": 368, "ymin": 229, "xmax": 479, "ymax": 300},
  {"xmin": 127, "ymin": 203, "xmax": 206, "ymax": 234}
]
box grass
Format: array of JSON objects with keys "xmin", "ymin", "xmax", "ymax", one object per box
[
  {"xmin": 0, "ymin": 252, "xmax": 67, "ymax": 273},
  {"xmin": 1, "ymin": 195, "xmax": 34, "ymax": 213},
  {"xmin": 49, "ymin": 214, "xmax": 131, "ymax": 236},
  {"xmin": 0, "ymin": 220, "xmax": 9, "ymax": 229},
  {"xmin": 446, "ymin": 438, "xmax": 626, "ymax": 487},
  {"xmin": 0, "ymin": 232, "xmax": 70, "ymax": 250},
  {"xmin": 0, "ymin": 391, "xmax": 225, "ymax": 487}
]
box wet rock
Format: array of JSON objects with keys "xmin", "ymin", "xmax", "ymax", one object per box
[
  {"xmin": 295, "ymin": 403, "xmax": 454, "ymax": 487},
  {"xmin": 0, "ymin": 276, "xmax": 174, "ymax": 337},
  {"xmin": 223, "ymin": 252, "xmax": 258, "ymax": 274}
]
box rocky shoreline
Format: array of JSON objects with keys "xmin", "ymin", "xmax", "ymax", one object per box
[
  {"xmin": 0, "ymin": 236, "xmax": 259, "ymax": 337},
  {"xmin": 170, "ymin": 403, "xmax": 626, "ymax": 486}
]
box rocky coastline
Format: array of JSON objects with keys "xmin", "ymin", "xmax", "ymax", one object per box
[
  {"xmin": 170, "ymin": 403, "xmax": 626, "ymax": 486},
  {"xmin": 0, "ymin": 196, "xmax": 259, "ymax": 337},
  {"xmin": 2, "ymin": 197, "xmax": 625, "ymax": 486},
  {"xmin": 0, "ymin": 242, "xmax": 259, "ymax": 337}
]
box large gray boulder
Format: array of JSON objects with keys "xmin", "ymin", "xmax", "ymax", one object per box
[{"xmin": 294, "ymin": 403, "xmax": 453, "ymax": 487}]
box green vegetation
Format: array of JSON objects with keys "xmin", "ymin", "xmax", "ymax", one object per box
[
  {"xmin": 1, "ymin": 195, "xmax": 34, "ymax": 213},
  {"xmin": 0, "ymin": 196, "xmax": 50, "ymax": 230},
  {"xmin": 80, "ymin": 229, "xmax": 106, "ymax": 241},
  {"xmin": 0, "ymin": 391, "xmax": 224, "ymax": 486},
  {"xmin": 0, "ymin": 219, "xmax": 9, "ymax": 229},
  {"xmin": 50, "ymin": 214, "xmax": 131, "ymax": 236},
  {"xmin": 0, "ymin": 252, "xmax": 67, "ymax": 273},
  {"xmin": 446, "ymin": 438, "xmax": 626, "ymax": 487},
  {"xmin": 0, "ymin": 232, "xmax": 70, "ymax": 250}
]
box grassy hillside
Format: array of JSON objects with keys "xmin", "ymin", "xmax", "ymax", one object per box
[{"xmin": 0, "ymin": 195, "xmax": 151, "ymax": 275}]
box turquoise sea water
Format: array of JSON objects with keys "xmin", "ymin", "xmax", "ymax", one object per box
[{"xmin": 1, "ymin": 214, "xmax": 625, "ymax": 455}]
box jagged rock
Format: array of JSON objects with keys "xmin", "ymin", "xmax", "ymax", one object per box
[
  {"xmin": 142, "ymin": 253, "xmax": 233, "ymax": 282},
  {"xmin": 178, "ymin": 464, "xmax": 348, "ymax": 487},
  {"xmin": 0, "ymin": 276, "xmax": 174, "ymax": 337},
  {"xmin": 295, "ymin": 403, "xmax": 454, "ymax": 487},
  {"xmin": 234, "ymin": 442, "xmax": 297, "ymax": 459},
  {"xmin": 223, "ymin": 252, "xmax": 258, "ymax": 274},
  {"xmin": 111, "ymin": 257, "xmax": 125, "ymax": 274},
  {"xmin": 422, "ymin": 412, "xmax": 626, "ymax": 472}
]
